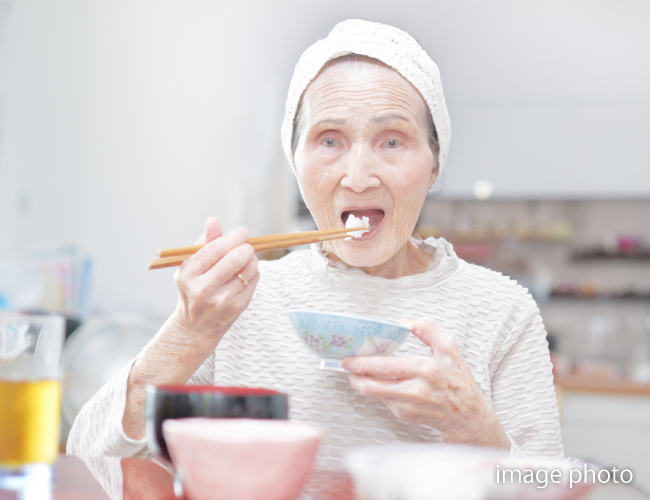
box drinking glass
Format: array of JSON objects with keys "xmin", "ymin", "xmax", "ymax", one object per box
[{"xmin": 0, "ymin": 312, "xmax": 65, "ymax": 496}]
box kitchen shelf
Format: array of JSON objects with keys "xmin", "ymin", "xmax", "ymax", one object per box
[
  {"xmin": 548, "ymin": 292, "xmax": 650, "ymax": 301},
  {"xmin": 415, "ymin": 231, "xmax": 571, "ymax": 244},
  {"xmin": 554, "ymin": 375, "xmax": 650, "ymax": 396},
  {"xmin": 571, "ymin": 249, "xmax": 650, "ymax": 261}
]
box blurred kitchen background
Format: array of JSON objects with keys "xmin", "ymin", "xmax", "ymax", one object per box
[{"xmin": 1, "ymin": 0, "xmax": 649, "ymax": 491}]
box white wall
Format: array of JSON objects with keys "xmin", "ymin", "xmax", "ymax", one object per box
[
  {"xmin": 75, "ymin": 1, "xmax": 293, "ymax": 315},
  {"xmin": 0, "ymin": 0, "xmax": 83, "ymax": 258},
  {"xmin": 441, "ymin": 102, "xmax": 650, "ymax": 197},
  {"xmin": 1, "ymin": 0, "xmax": 649, "ymax": 317},
  {"xmin": 428, "ymin": 1, "xmax": 650, "ymax": 197}
]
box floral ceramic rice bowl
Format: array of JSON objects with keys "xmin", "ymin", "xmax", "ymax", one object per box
[{"xmin": 288, "ymin": 310, "xmax": 411, "ymax": 372}]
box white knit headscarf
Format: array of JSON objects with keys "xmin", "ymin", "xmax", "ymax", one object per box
[{"xmin": 281, "ymin": 19, "xmax": 451, "ymax": 174}]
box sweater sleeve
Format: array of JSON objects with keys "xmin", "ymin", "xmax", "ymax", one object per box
[
  {"xmin": 66, "ymin": 351, "xmax": 216, "ymax": 458},
  {"xmin": 490, "ymin": 305, "xmax": 564, "ymax": 458}
]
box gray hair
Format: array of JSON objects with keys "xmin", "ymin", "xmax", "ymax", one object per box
[{"xmin": 290, "ymin": 54, "xmax": 440, "ymax": 170}]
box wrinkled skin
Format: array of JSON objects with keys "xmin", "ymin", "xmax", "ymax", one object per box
[
  {"xmin": 123, "ymin": 218, "xmax": 259, "ymax": 439},
  {"xmin": 295, "ymin": 59, "xmax": 509, "ymax": 449},
  {"xmin": 294, "ymin": 59, "xmax": 435, "ymax": 278},
  {"xmin": 343, "ymin": 319, "xmax": 509, "ymax": 448},
  {"xmin": 171, "ymin": 219, "xmax": 259, "ymax": 340}
]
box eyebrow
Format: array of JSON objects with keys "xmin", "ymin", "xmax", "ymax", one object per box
[
  {"xmin": 308, "ymin": 114, "xmax": 410, "ymax": 132},
  {"xmin": 370, "ymin": 113, "xmax": 410, "ymax": 124},
  {"xmin": 307, "ymin": 118, "xmax": 348, "ymax": 133}
]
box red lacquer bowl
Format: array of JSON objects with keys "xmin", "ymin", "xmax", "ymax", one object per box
[{"xmin": 145, "ymin": 385, "xmax": 288, "ymax": 461}]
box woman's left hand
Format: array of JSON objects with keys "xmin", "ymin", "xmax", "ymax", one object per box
[{"xmin": 342, "ymin": 318, "xmax": 511, "ymax": 450}]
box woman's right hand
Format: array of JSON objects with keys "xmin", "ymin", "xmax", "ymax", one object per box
[
  {"xmin": 170, "ymin": 216, "xmax": 260, "ymax": 343},
  {"xmin": 122, "ymin": 217, "xmax": 259, "ymax": 440}
]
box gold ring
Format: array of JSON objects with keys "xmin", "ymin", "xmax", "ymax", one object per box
[{"xmin": 237, "ymin": 273, "xmax": 248, "ymax": 287}]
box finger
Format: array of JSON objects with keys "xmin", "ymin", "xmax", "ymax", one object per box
[
  {"xmin": 401, "ymin": 318, "xmax": 457, "ymax": 357},
  {"xmin": 382, "ymin": 399, "xmax": 450, "ymax": 425},
  {"xmin": 204, "ymin": 217, "xmax": 222, "ymax": 243},
  {"xmin": 351, "ymin": 376, "xmax": 452, "ymax": 425},
  {"xmin": 193, "ymin": 270, "xmax": 258, "ymax": 326},
  {"xmin": 223, "ymin": 256, "xmax": 259, "ymax": 293},
  {"xmin": 343, "ymin": 355, "xmax": 434, "ymax": 379},
  {"xmin": 237, "ymin": 256, "xmax": 259, "ymax": 285},
  {"xmin": 239, "ymin": 266, "xmax": 261, "ymax": 298},
  {"xmin": 212, "ymin": 263, "xmax": 261, "ymax": 316},
  {"xmin": 349, "ymin": 374, "xmax": 427, "ymax": 401},
  {"xmin": 349, "ymin": 375, "xmax": 448, "ymax": 418},
  {"xmin": 199, "ymin": 242, "xmax": 255, "ymax": 290},
  {"xmin": 182, "ymin": 227, "xmax": 250, "ymax": 277},
  {"xmin": 193, "ymin": 217, "xmax": 223, "ymax": 245},
  {"xmin": 225, "ymin": 259, "xmax": 260, "ymax": 295},
  {"xmin": 349, "ymin": 374, "xmax": 403, "ymax": 398}
]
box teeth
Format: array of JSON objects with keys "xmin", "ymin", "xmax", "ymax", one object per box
[{"xmin": 344, "ymin": 214, "xmax": 370, "ymax": 240}]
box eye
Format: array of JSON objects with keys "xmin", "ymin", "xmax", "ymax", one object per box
[
  {"xmin": 384, "ymin": 138, "xmax": 401, "ymax": 148},
  {"xmin": 322, "ymin": 138, "xmax": 340, "ymax": 147}
]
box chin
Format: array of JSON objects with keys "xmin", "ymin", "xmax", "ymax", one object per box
[{"xmin": 329, "ymin": 241, "xmax": 394, "ymax": 269}]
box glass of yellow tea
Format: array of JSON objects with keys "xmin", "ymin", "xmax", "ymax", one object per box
[{"xmin": 0, "ymin": 313, "xmax": 64, "ymax": 489}]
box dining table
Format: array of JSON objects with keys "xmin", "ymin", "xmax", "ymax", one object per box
[
  {"xmin": 50, "ymin": 454, "xmax": 356, "ymax": 500},
  {"xmin": 1, "ymin": 454, "xmax": 648, "ymax": 500}
]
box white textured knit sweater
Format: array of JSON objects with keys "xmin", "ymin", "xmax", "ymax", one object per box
[{"xmin": 67, "ymin": 237, "xmax": 563, "ymax": 468}]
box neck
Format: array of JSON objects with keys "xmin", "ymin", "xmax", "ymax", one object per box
[{"xmin": 328, "ymin": 240, "xmax": 432, "ymax": 279}]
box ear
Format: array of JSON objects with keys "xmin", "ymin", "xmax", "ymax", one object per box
[{"xmin": 428, "ymin": 163, "xmax": 440, "ymax": 190}]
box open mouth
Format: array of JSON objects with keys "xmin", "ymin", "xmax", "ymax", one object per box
[{"xmin": 341, "ymin": 208, "xmax": 385, "ymax": 241}]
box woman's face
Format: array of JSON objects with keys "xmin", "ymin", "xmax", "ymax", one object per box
[{"xmin": 294, "ymin": 60, "xmax": 437, "ymax": 268}]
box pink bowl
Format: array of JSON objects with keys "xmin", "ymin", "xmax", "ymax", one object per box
[{"xmin": 163, "ymin": 418, "xmax": 321, "ymax": 500}]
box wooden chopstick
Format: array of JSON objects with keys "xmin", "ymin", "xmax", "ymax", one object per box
[
  {"xmin": 148, "ymin": 226, "xmax": 368, "ymax": 270},
  {"xmin": 148, "ymin": 254, "xmax": 197, "ymax": 270},
  {"xmin": 157, "ymin": 226, "xmax": 368, "ymax": 258}
]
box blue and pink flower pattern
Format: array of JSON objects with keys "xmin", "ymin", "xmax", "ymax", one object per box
[{"xmin": 289, "ymin": 310, "xmax": 410, "ymax": 360}]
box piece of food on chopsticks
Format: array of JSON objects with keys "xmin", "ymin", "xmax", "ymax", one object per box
[{"xmin": 344, "ymin": 214, "xmax": 370, "ymax": 240}]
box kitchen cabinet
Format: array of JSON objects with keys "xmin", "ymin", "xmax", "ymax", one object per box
[{"xmin": 557, "ymin": 380, "xmax": 650, "ymax": 494}]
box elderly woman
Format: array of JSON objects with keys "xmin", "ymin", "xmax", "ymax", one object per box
[{"xmin": 68, "ymin": 20, "xmax": 562, "ymax": 468}]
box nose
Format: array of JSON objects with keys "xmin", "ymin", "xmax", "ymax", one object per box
[{"xmin": 339, "ymin": 143, "xmax": 381, "ymax": 192}]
